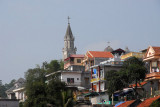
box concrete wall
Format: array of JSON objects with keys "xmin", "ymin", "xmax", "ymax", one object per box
[
  {"xmin": 0, "ymin": 100, "xmax": 19, "ymax": 107},
  {"xmin": 91, "ymin": 94, "xmax": 109, "ymax": 105}
]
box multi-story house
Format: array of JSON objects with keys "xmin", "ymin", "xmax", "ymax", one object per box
[
  {"xmin": 82, "ymin": 51, "xmax": 114, "ymax": 71},
  {"xmin": 89, "ymin": 56, "xmax": 123, "ymax": 105},
  {"xmin": 143, "ymin": 46, "xmax": 160, "ymax": 96},
  {"xmin": 64, "ymin": 54, "xmax": 84, "ymax": 71},
  {"xmin": 90, "ymin": 56, "xmax": 123, "ymax": 92}
]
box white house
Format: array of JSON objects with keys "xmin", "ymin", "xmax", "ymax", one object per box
[{"xmin": 6, "ymin": 78, "xmax": 26, "ymax": 102}]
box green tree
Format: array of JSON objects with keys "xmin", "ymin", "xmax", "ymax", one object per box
[
  {"xmin": 0, "ymin": 83, "xmax": 7, "ymax": 98},
  {"xmin": 105, "ymin": 70, "xmax": 125, "ymax": 95},
  {"xmin": 24, "ymin": 67, "xmax": 47, "ymax": 107},
  {"xmin": 121, "ymin": 57, "xmax": 147, "ymax": 99},
  {"xmin": 45, "ymin": 60, "xmax": 61, "ymax": 73}
]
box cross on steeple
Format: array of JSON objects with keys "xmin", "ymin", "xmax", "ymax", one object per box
[
  {"xmin": 107, "ymin": 41, "xmax": 110, "ymax": 46},
  {"xmin": 68, "ymin": 16, "xmax": 70, "ymax": 24}
]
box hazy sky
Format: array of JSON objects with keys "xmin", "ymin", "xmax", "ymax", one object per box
[{"xmin": 0, "ymin": 0, "xmax": 160, "ymax": 83}]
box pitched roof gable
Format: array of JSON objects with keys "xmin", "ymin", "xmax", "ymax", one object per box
[{"xmin": 144, "ymin": 46, "xmax": 160, "ymax": 59}]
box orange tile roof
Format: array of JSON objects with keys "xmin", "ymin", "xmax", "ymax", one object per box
[
  {"xmin": 152, "ymin": 47, "xmax": 160, "ymax": 54},
  {"xmin": 87, "ymin": 51, "xmax": 114, "ymax": 58},
  {"xmin": 129, "ymin": 82, "xmax": 147, "ymax": 88},
  {"xmin": 137, "ymin": 96, "xmax": 160, "ymax": 107},
  {"xmin": 117, "ymin": 100, "xmax": 135, "ymax": 107}
]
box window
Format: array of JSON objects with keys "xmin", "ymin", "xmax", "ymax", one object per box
[
  {"xmin": 67, "ymin": 78, "xmax": 74, "ymax": 83},
  {"xmin": 152, "ymin": 61, "xmax": 157, "ymax": 67},
  {"xmin": 77, "ymin": 59, "xmax": 81, "ymax": 63}
]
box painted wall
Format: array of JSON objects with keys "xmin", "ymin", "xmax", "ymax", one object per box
[{"xmin": 61, "ymin": 72, "xmax": 82, "ymax": 86}]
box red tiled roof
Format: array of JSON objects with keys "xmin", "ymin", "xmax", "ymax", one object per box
[
  {"xmin": 137, "ymin": 96, "xmax": 160, "ymax": 107},
  {"xmin": 117, "ymin": 100, "xmax": 135, "ymax": 107},
  {"xmin": 70, "ymin": 54, "xmax": 84, "ymax": 58},
  {"xmin": 87, "ymin": 51, "xmax": 114, "ymax": 58},
  {"xmin": 129, "ymin": 82, "xmax": 147, "ymax": 88}
]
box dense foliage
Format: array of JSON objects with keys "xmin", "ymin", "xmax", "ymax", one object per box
[
  {"xmin": 105, "ymin": 70, "xmax": 125, "ymax": 95},
  {"xmin": 23, "ymin": 60, "xmax": 74, "ymax": 107}
]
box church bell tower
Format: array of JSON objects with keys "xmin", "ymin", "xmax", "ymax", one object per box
[{"xmin": 62, "ymin": 17, "xmax": 77, "ymax": 60}]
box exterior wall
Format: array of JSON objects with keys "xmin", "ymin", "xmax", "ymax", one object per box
[
  {"xmin": 81, "ymin": 71, "xmax": 91, "ymax": 89},
  {"xmin": 100, "ymin": 82, "xmax": 105, "ymax": 92},
  {"xmin": 0, "ymin": 100, "xmax": 19, "ymax": 107},
  {"xmin": 94, "ymin": 58, "xmax": 109, "ymax": 65},
  {"xmin": 73, "ymin": 57, "xmax": 83, "ymax": 66},
  {"xmin": 104, "ymin": 66, "xmax": 122, "ymax": 73},
  {"xmin": 146, "ymin": 47, "xmax": 154, "ymax": 58},
  {"xmin": 61, "ymin": 72, "xmax": 82, "ymax": 86},
  {"xmin": 135, "ymin": 82, "xmax": 150, "ymax": 97}
]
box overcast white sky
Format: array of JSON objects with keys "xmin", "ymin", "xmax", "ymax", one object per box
[{"xmin": 0, "ymin": 0, "xmax": 160, "ymax": 83}]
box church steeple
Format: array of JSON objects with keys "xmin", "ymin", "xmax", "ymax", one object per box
[
  {"xmin": 63, "ymin": 17, "xmax": 77, "ymax": 60},
  {"xmin": 64, "ymin": 23, "xmax": 74, "ymax": 41}
]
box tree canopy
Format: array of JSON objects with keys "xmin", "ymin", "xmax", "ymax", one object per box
[
  {"xmin": 105, "ymin": 57, "xmax": 147, "ymax": 99},
  {"xmin": 0, "ymin": 79, "xmax": 16, "ymax": 98}
]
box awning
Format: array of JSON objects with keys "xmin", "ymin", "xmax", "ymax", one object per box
[{"xmin": 114, "ymin": 88, "xmax": 134, "ymax": 96}]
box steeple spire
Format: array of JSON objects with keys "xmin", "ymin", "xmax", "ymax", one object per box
[
  {"xmin": 63, "ymin": 17, "xmax": 77, "ymax": 60},
  {"xmin": 64, "ymin": 17, "xmax": 74, "ymax": 40}
]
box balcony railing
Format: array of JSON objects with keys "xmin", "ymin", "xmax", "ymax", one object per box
[
  {"xmin": 145, "ymin": 72, "xmax": 160, "ymax": 80},
  {"xmin": 91, "ymin": 78, "xmax": 105, "ymax": 83},
  {"xmin": 64, "ymin": 82, "xmax": 82, "ymax": 86}
]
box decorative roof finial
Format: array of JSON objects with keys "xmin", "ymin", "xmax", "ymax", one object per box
[{"xmin": 68, "ymin": 16, "xmax": 70, "ymax": 24}]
